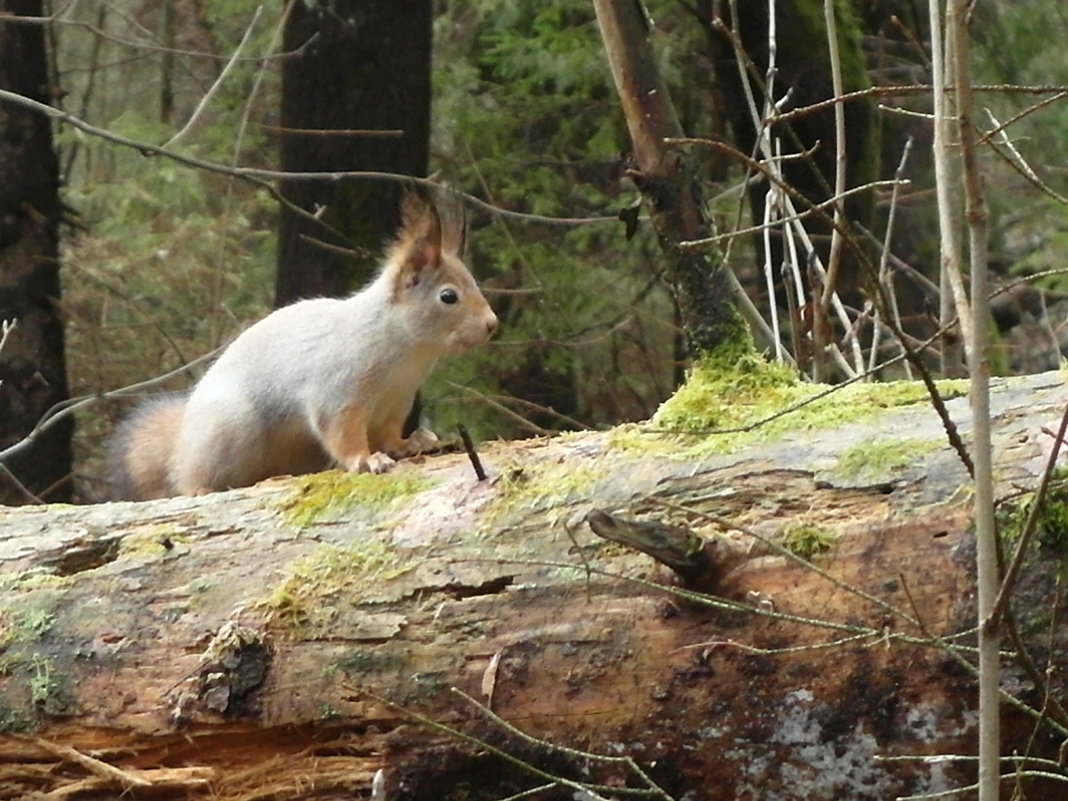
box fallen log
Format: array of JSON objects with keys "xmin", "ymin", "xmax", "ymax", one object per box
[{"xmin": 1, "ymin": 369, "xmax": 1066, "ymax": 800}]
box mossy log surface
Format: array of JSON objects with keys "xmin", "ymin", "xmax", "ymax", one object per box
[{"xmin": 1, "ymin": 370, "xmax": 1067, "ymax": 800}]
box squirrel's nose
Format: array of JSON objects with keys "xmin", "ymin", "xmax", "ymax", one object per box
[{"xmin": 486, "ymin": 314, "xmax": 499, "ymax": 338}]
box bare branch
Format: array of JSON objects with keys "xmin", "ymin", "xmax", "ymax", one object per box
[
  {"xmin": 984, "ymin": 106, "xmax": 1068, "ymax": 206},
  {"xmin": 990, "ymin": 398, "xmax": 1068, "ymax": 623},
  {"xmin": 771, "ymin": 83, "xmax": 1068, "ymax": 126},
  {"xmin": 0, "ymin": 349, "xmax": 221, "ymax": 466},
  {"xmin": 0, "ymin": 5, "xmax": 310, "ymax": 63},
  {"xmin": 0, "ymin": 88, "xmax": 613, "ymax": 228},
  {"xmin": 929, "ymin": 0, "xmax": 972, "ymax": 364},
  {"xmin": 678, "ymin": 179, "xmax": 909, "ymax": 250},
  {"xmin": 813, "ymin": 0, "xmax": 849, "ymax": 382},
  {"xmin": 164, "ymin": 6, "xmax": 264, "ymax": 149},
  {"xmin": 0, "ymin": 317, "xmax": 15, "ymax": 355},
  {"xmin": 869, "ymin": 137, "xmax": 915, "ymax": 378}
]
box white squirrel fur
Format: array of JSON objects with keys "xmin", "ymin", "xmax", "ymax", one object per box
[{"xmin": 109, "ymin": 192, "xmax": 498, "ymax": 499}]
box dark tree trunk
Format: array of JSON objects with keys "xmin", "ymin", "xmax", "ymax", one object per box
[
  {"xmin": 0, "ymin": 2, "xmax": 72, "ymax": 504},
  {"xmin": 275, "ymin": 0, "xmax": 432, "ymax": 306}
]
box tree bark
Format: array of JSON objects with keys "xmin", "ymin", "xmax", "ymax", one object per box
[
  {"xmin": 2, "ymin": 370, "xmax": 1068, "ymax": 799},
  {"xmin": 275, "ymin": 0, "xmax": 432, "ymax": 305},
  {"xmin": 0, "ymin": 2, "xmax": 72, "ymax": 504}
]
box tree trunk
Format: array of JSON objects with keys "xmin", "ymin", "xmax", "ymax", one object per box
[
  {"xmin": 2, "ymin": 370, "xmax": 1067, "ymax": 799},
  {"xmin": 0, "ymin": 2, "xmax": 72, "ymax": 504},
  {"xmin": 593, "ymin": 0, "xmax": 749, "ymax": 359},
  {"xmin": 275, "ymin": 0, "xmax": 432, "ymax": 305}
]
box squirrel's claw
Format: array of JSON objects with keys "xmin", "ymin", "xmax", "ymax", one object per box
[{"xmin": 348, "ymin": 452, "xmax": 396, "ymax": 474}]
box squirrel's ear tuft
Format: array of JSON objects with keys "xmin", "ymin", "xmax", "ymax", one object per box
[
  {"xmin": 389, "ymin": 188, "xmax": 443, "ymax": 293},
  {"xmin": 434, "ymin": 188, "xmax": 467, "ymax": 256},
  {"xmin": 399, "ymin": 188, "xmax": 437, "ymax": 237},
  {"xmin": 401, "ymin": 184, "xmax": 466, "ymax": 256}
]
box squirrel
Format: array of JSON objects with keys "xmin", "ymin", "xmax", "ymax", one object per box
[{"xmin": 108, "ymin": 189, "xmax": 498, "ymax": 500}]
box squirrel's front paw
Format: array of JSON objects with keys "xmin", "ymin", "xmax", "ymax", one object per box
[
  {"xmin": 347, "ymin": 452, "xmax": 396, "ymax": 474},
  {"xmin": 400, "ymin": 428, "xmax": 440, "ymax": 456}
]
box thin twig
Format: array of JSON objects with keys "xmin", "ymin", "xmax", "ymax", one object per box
[
  {"xmin": 164, "ymin": 6, "xmax": 263, "ymax": 148},
  {"xmin": 0, "ymin": 463, "xmax": 40, "ymax": 503},
  {"xmin": 674, "ymin": 630, "xmax": 880, "ymax": 656},
  {"xmin": 354, "ymin": 688, "xmax": 668, "ymax": 801},
  {"xmin": 990, "ymin": 397, "xmax": 1068, "ymax": 623},
  {"xmin": 0, "ymin": 317, "xmax": 15, "ymax": 356},
  {"xmin": 445, "ymin": 381, "xmax": 590, "ymax": 434},
  {"xmin": 26, "ymin": 737, "xmax": 150, "ymax": 788},
  {"xmin": 979, "ymin": 91, "xmax": 1068, "ymax": 148},
  {"xmin": 770, "ymin": 83, "xmax": 1068, "ymax": 126},
  {"xmin": 451, "ymin": 688, "xmax": 674, "ymax": 801},
  {"xmin": 984, "ymin": 106, "xmax": 1068, "ymax": 206},
  {"xmin": 261, "ymin": 123, "xmax": 404, "ymax": 138},
  {"xmin": 870, "ymin": 137, "xmax": 915, "ymax": 378},
  {"xmin": 0, "ymin": 88, "xmax": 615, "ymax": 228},
  {"xmin": 814, "ymin": 0, "xmax": 848, "ymax": 382},
  {"xmin": 456, "ymin": 554, "xmax": 984, "ymax": 655},
  {"xmin": 652, "ymin": 499, "xmax": 923, "ymax": 630},
  {"xmin": 0, "ymin": 6, "xmax": 314, "ymax": 63},
  {"xmin": 679, "ymin": 179, "xmax": 908, "ymax": 250},
  {"xmin": 0, "ymin": 349, "xmax": 220, "ymax": 466}
]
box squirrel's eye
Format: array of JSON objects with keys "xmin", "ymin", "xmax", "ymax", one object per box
[{"xmin": 440, "ymin": 288, "xmax": 459, "ymax": 305}]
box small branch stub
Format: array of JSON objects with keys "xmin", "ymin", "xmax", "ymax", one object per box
[
  {"xmin": 585, "ymin": 509, "xmax": 710, "ymax": 582},
  {"xmin": 457, "ymin": 424, "xmax": 487, "ymax": 481}
]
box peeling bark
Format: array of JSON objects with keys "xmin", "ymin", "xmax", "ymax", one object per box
[{"xmin": 1, "ymin": 371, "xmax": 1067, "ymax": 800}]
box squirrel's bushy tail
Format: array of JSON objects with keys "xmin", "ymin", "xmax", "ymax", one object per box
[{"xmin": 108, "ymin": 393, "xmax": 187, "ymax": 501}]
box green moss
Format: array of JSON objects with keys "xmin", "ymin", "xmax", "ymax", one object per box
[
  {"xmin": 836, "ymin": 438, "xmax": 938, "ymax": 484},
  {"xmin": 261, "ymin": 539, "xmax": 414, "ymax": 629},
  {"xmin": 0, "ymin": 599, "xmax": 58, "ymax": 649},
  {"xmin": 117, "ymin": 526, "xmax": 183, "ymax": 560},
  {"xmin": 0, "ymin": 701, "xmax": 31, "ymax": 733},
  {"xmin": 0, "ymin": 571, "xmax": 71, "ymax": 593},
  {"xmin": 262, "ymin": 584, "xmax": 307, "ymax": 628},
  {"xmin": 625, "ymin": 351, "xmax": 967, "ymax": 457},
  {"xmin": 779, "ymin": 522, "xmax": 837, "ymax": 560},
  {"xmin": 188, "ymin": 577, "xmax": 213, "ymax": 595},
  {"xmin": 0, "ymin": 652, "xmax": 72, "ymax": 726},
  {"xmin": 27, "ymin": 655, "xmax": 59, "ymax": 709},
  {"xmin": 279, "ymin": 470, "xmax": 434, "ymax": 528},
  {"xmin": 651, "ymin": 350, "xmax": 798, "ymax": 431},
  {"xmin": 482, "ymin": 462, "xmax": 607, "ymax": 533}
]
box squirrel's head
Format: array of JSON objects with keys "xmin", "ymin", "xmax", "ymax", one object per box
[{"xmin": 386, "ymin": 188, "xmax": 498, "ymax": 354}]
